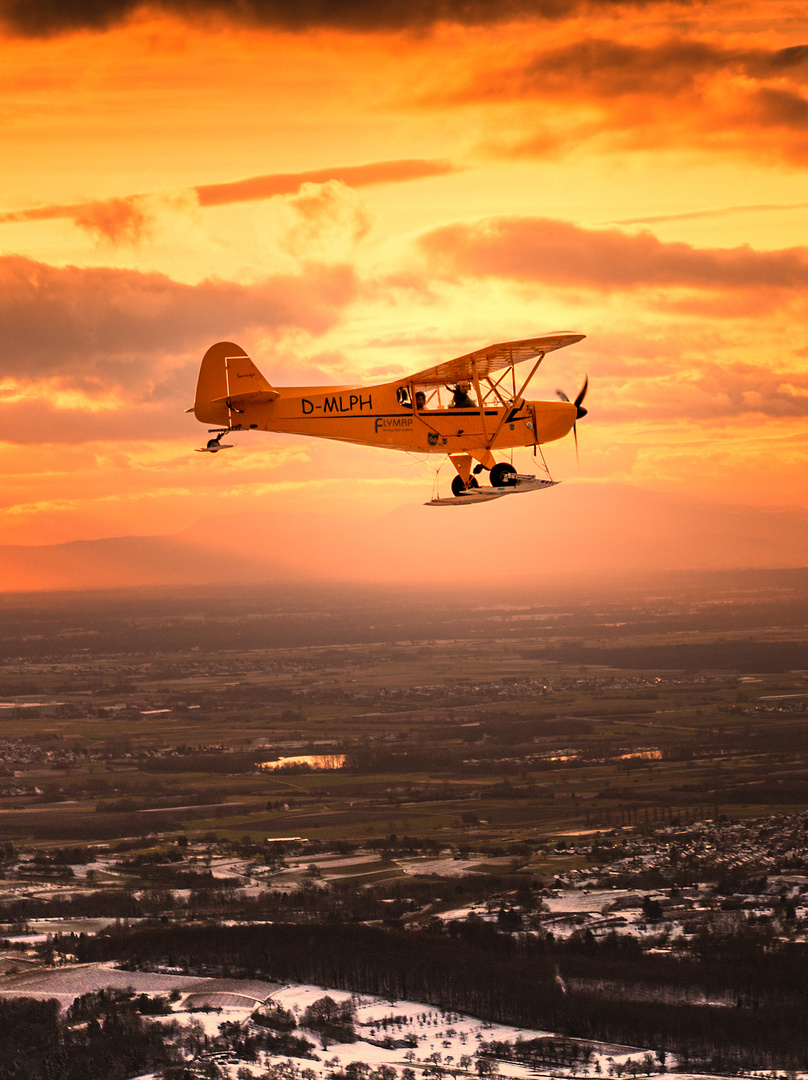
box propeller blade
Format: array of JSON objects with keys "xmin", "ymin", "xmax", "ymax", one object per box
[
  {"xmin": 558, "ymin": 377, "xmax": 588, "ymax": 417},
  {"xmin": 575, "ymin": 376, "xmax": 589, "ymax": 419},
  {"xmin": 560, "ymin": 378, "xmax": 588, "ymax": 459}
]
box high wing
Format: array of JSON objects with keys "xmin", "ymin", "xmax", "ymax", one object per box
[{"xmin": 403, "ymin": 332, "xmax": 585, "ymax": 387}]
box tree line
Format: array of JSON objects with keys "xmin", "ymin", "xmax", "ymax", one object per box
[{"xmin": 63, "ymin": 920, "xmax": 808, "ymax": 1069}]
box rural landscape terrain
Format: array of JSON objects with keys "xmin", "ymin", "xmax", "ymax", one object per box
[{"xmin": 0, "ymin": 568, "xmax": 807, "ymax": 1079}]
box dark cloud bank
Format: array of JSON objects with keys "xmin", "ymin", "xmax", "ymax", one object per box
[
  {"xmin": 0, "ymin": 256, "xmax": 357, "ymax": 387},
  {"xmin": 0, "ymin": 0, "xmax": 703, "ymax": 38}
]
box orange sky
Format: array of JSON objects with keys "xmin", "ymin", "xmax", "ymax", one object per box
[{"xmin": 0, "ymin": 0, "xmax": 806, "ymax": 583}]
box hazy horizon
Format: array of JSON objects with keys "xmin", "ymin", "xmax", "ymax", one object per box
[{"xmin": 1, "ymin": 482, "xmax": 805, "ymax": 593}]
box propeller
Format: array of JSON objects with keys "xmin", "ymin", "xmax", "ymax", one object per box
[{"xmin": 556, "ymin": 376, "xmax": 589, "ymax": 464}]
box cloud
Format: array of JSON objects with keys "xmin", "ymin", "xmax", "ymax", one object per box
[
  {"xmin": 437, "ymin": 37, "xmax": 808, "ymax": 107},
  {"xmin": 607, "ymin": 201, "xmax": 808, "ymax": 226},
  {"xmin": 0, "ymin": 195, "xmax": 154, "ymax": 244},
  {"xmin": 0, "ymin": 159, "xmax": 457, "ymax": 245},
  {"xmin": 0, "ymin": 394, "xmax": 192, "ymax": 444},
  {"xmin": 608, "ymin": 361, "xmax": 808, "ymax": 421},
  {"xmin": 0, "ymin": 0, "xmax": 702, "ymax": 39},
  {"xmin": 416, "ymin": 216, "xmax": 808, "ymax": 296},
  {"xmin": 425, "ymin": 35, "xmax": 808, "ymax": 164},
  {"xmin": 195, "ymin": 159, "xmax": 460, "ymax": 207},
  {"xmin": 0, "ymin": 255, "xmax": 358, "ymax": 391},
  {"xmin": 523, "ymin": 326, "xmax": 808, "ymax": 422},
  {"xmin": 70, "ymin": 196, "xmax": 152, "ymax": 244},
  {"xmin": 521, "ymin": 38, "xmax": 754, "ymax": 100},
  {"xmin": 751, "ymin": 85, "xmax": 808, "ymax": 128},
  {"xmin": 260, "ymin": 181, "xmax": 375, "ymax": 264}
]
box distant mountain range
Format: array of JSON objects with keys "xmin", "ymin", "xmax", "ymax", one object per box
[{"xmin": 1, "ymin": 484, "xmax": 805, "ymax": 592}]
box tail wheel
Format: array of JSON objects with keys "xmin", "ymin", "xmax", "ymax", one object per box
[
  {"xmin": 490, "ymin": 462, "xmax": 518, "ymax": 487},
  {"xmin": 451, "ymin": 475, "xmax": 479, "ymax": 497}
]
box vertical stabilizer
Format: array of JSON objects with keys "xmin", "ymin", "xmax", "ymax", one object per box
[{"xmin": 194, "ymin": 341, "xmax": 276, "ymax": 426}]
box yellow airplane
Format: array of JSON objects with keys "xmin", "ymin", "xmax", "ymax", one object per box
[{"xmin": 192, "ymin": 332, "xmax": 588, "ymax": 504}]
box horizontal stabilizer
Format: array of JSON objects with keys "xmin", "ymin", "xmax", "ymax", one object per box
[{"xmin": 208, "ymin": 388, "xmax": 279, "ymax": 409}]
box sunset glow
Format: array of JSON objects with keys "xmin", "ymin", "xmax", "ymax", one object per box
[{"xmin": 1, "ymin": 0, "xmax": 807, "ymax": 587}]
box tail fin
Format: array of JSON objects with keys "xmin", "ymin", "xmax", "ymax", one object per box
[{"xmin": 194, "ymin": 341, "xmax": 278, "ymax": 426}]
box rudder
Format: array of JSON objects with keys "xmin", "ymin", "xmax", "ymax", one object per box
[{"xmin": 194, "ymin": 341, "xmax": 277, "ymax": 426}]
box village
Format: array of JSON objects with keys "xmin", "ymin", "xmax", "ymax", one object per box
[{"xmin": 2, "ymin": 806, "xmax": 808, "ymax": 1078}]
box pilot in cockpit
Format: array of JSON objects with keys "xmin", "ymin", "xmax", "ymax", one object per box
[
  {"xmin": 450, "ymin": 381, "xmax": 475, "ymax": 408},
  {"xmin": 398, "ymin": 387, "xmax": 429, "ymax": 410}
]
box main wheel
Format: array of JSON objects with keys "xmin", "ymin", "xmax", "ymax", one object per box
[
  {"xmin": 451, "ymin": 475, "xmax": 479, "ymax": 497},
  {"xmin": 490, "ymin": 462, "xmax": 518, "ymax": 487}
]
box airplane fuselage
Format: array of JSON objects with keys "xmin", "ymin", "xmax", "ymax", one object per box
[{"xmin": 197, "ymin": 379, "xmax": 577, "ymax": 456}]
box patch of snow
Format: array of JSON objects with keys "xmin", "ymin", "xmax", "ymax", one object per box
[
  {"xmin": 399, "ymin": 858, "xmax": 480, "ymax": 877},
  {"xmin": 542, "ymin": 890, "xmax": 636, "ymax": 913}
]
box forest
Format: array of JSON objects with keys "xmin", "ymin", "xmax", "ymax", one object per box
[
  {"xmin": 0, "ymin": 994, "xmax": 178, "ymax": 1080},
  {"xmin": 53, "ymin": 918, "xmax": 808, "ymax": 1071}
]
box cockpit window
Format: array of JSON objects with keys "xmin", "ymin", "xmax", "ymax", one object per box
[
  {"xmin": 402, "ymin": 384, "xmax": 476, "ymax": 410},
  {"xmin": 413, "ymin": 385, "xmax": 442, "ymax": 410}
]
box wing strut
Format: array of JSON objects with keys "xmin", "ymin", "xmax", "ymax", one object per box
[
  {"xmin": 471, "ymin": 359, "xmax": 489, "ymax": 441},
  {"xmin": 484, "ymin": 350, "xmax": 546, "ymax": 451}
]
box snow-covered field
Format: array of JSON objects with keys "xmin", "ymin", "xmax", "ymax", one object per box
[
  {"xmin": 0, "ymin": 959, "xmax": 279, "ymax": 1010},
  {"xmin": 156, "ymin": 979, "xmax": 741, "ymax": 1080},
  {"xmin": 398, "ymin": 858, "xmax": 483, "ymax": 877},
  {"xmin": 0, "ymin": 959, "xmax": 739, "ymax": 1080},
  {"xmin": 135, "ymin": 979, "xmax": 671, "ymax": 1080},
  {"xmin": 541, "ymin": 891, "xmax": 634, "ymax": 914}
]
